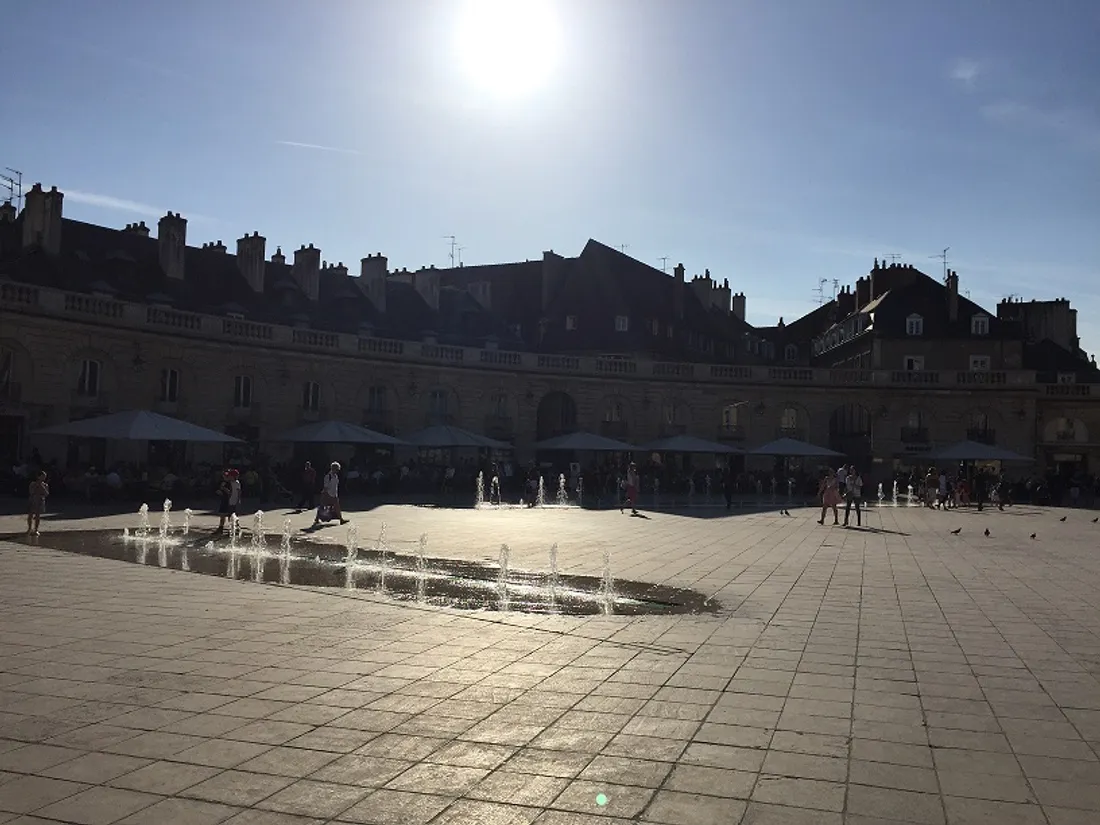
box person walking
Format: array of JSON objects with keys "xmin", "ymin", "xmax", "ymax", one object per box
[
  {"xmin": 817, "ymin": 469, "xmax": 841, "ymax": 525},
  {"xmin": 27, "ymin": 470, "xmax": 49, "ymax": 536},
  {"xmin": 624, "ymin": 462, "xmax": 640, "ymax": 516},
  {"xmin": 296, "ymin": 461, "xmax": 317, "ymax": 511},
  {"xmin": 216, "ymin": 469, "xmax": 241, "ymax": 533},
  {"xmin": 315, "ymin": 462, "xmax": 349, "ymax": 526},
  {"xmin": 843, "ymin": 467, "xmax": 864, "ymax": 527}
]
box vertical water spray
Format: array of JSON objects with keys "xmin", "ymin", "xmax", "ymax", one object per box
[
  {"xmin": 416, "ymin": 533, "xmax": 428, "ymax": 602},
  {"xmin": 122, "ymin": 527, "xmax": 129, "ymax": 540},
  {"xmin": 892, "ymin": 480, "xmax": 899, "ymax": 506},
  {"xmin": 548, "ymin": 542, "xmax": 560, "ymax": 605},
  {"xmin": 180, "ymin": 542, "xmax": 190, "ymax": 571},
  {"xmin": 137, "ymin": 503, "xmax": 150, "ymax": 539},
  {"xmin": 491, "ymin": 474, "xmax": 501, "ymax": 505},
  {"xmin": 344, "ymin": 522, "xmax": 359, "ymax": 590},
  {"xmin": 183, "ymin": 508, "xmax": 192, "ymax": 536},
  {"xmin": 536, "ymin": 477, "xmax": 546, "ymax": 508},
  {"xmin": 906, "ymin": 484, "xmax": 916, "ymax": 506},
  {"xmin": 280, "ymin": 516, "xmax": 292, "ymax": 585},
  {"xmin": 877, "ymin": 483, "xmax": 884, "ymax": 506},
  {"xmin": 251, "ymin": 511, "xmax": 266, "ymax": 582},
  {"xmin": 226, "ymin": 514, "xmax": 240, "ymax": 579},
  {"xmin": 157, "ymin": 499, "xmax": 172, "ymax": 567},
  {"xmin": 576, "ymin": 477, "xmax": 583, "ymax": 508},
  {"xmin": 497, "ymin": 543, "xmax": 511, "ymax": 610},
  {"xmin": 598, "ymin": 549, "xmax": 616, "ymax": 615},
  {"xmin": 556, "ymin": 474, "xmax": 568, "ymax": 506},
  {"xmin": 475, "ymin": 471, "xmax": 485, "ymax": 508},
  {"xmin": 376, "ymin": 522, "xmax": 388, "ymax": 592}
]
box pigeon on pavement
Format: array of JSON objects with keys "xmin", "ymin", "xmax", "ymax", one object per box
[
  {"xmin": 1060, "ymin": 516, "xmax": 1067, "ymax": 522},
  {"xmin": 1030, "ymin": 533, "xmax": 1036, "ymax": 539},
  {"xmin": 950, "ymin": 528, "xmax": 961, "ymax": 535},
  {"xmin": 984, "ymin": 528, "xmax": 990, "ymax": 537}
]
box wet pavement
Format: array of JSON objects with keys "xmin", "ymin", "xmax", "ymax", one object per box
[{"xmin": 1, "ymin": 501, "xmax": 1099, "ymax": 824}]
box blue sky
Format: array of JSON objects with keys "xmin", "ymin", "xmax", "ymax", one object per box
[{"xmin": 3, "ymin": 0, "xmax": 1099, "ymax": 353}]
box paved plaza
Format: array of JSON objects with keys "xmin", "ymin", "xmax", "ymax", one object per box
[{"xmin": 1, "ymin": 501, "xmax": 1099, "ymax": 824}]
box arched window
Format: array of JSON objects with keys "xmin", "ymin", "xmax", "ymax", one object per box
[
  {"xmin": 160, "ymin": 368, "xmax": 180, "ymax": 403},
  {"xmin": 233, "ymin": 375, "xmax": 252, "ymax": 408},
  {"xmin": 780, "ymin": 407, "xmax": 798, "ymax": 431},
  {"xmin": 78, "ymin": 359, "xmax": 102, "ymax": 397},
  {"xmin": 302, "ymin": 381, "xmax": 320, "ymax": 412}
]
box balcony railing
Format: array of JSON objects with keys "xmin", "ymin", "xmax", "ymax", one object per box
[
  {"xmin": 900, "ymin": 426, "xmax": 929, "ymax": 443},
  {"xmin": 601, "ymin": 420, "xmax": 629, "ymax": 439},
  {"xmin": 717, "ymin": 423, "xmax": 745, "ymax": 441},
  {"xmin": 484, "ymin": 414, "xmax": 514, "ymax": 439},
  {"xmin": 0, "ymin": 281, "xmax": 1075, "ymax": 391},
  {"xmin": 967, "ymin": 427, "xmax": 997, "ymax": 445},
  {"xmin": 363, "ymin": 409, "xmax": 394, "ymax": 434}
]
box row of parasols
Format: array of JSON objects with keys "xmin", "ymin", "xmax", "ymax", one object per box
[{"xmin": 32, "ymin": 410, "xmax": 1033, "ymax": 462}]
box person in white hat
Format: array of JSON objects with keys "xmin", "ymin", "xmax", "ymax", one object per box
[{"xmin": 315, "ymin": 461, "xmax": 349, "ymax": 526}]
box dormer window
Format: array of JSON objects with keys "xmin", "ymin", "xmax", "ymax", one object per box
[
  {"xmin": 565, "ymin": 315, "xmax": 577, "ymax": 331},
  {"xmin": 971, "ymin": 314, "xmax": 989, "ymax": 336},
  {"xmin": 906, "ymin": 314, "xmax": 924, "ymax": 336},
  {"xmin": 614, "ymin": 315, "xmax": 629, "ymax": 332}
]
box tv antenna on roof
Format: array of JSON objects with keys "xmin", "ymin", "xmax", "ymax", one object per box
[
  {"xmin": 457, "ymin": 246, "xmax": 465, "ymax": 267},
  {"xmin": 930, "ymin": 246, "xmax": 950, "ymax": 280},
  {"xmin": 885, "ymin": 253, "xmax": 901, "ymax": 264},
  {"xmin": 443, "ymin": 235, "xmax": 457, "ymax": 268},
  {"xmin": 1, "ymin": 167, "xmax": 22, "ymax": 212},
  {"xmin": 617, "ymin": 244, "xmax": 629, "ymax": 254},
  {"xmin": 813, "ymin": 278, "xmax": 828, "ymax": 306},
  {"xmin": 658, "ymin": 256, "xmax": 669, "ymax": 273}
]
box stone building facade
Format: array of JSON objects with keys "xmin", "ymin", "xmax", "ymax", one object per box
[{"xmin": 1, "ymin": 184, "xmax": 1097, "ymax": 476}]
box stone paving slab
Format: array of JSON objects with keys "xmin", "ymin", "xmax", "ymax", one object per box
[{"xmin": 0, "ymin": 502, "xmax": 1099, "ymax": 823}]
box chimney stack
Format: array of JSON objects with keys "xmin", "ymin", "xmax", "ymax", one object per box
[
  {"xmin": 541, "ymin": 249, "xmax": 566, "ymax": 311},
  {"xmin": 21, "ymin": 183, "xmax": 64, "ymax": 255},
  {"xmin": 0, "ymin": 201, "xmax": 16, "ymax": 223},
  {"xmin": 157, "ymin": 212, "xmax": 187, "ymax": 280},
  {"xmin": 271, "ymin": 246, "xmax": 286, "ymax": 265},
  {"xmin": 122, "ymin": 221, "xmax": 150, "ymax": 238},
  {"xmin": 855, "ymin": 276, "xmax": 870, "ymax": 309},
  {"xmin": 732, "ymin": 291, "xmax": 746, "ymax": 321},
  {"xmin": 236, "ymin": 232, "xmax": 266, "ymax": 293},
  {"xmin": 359, "ymin": 253, "xmax": 388, "ymax": 312},
  {"xmin": 836, "ymin": 285, "xmax": 855, "ymax": 318},
  {"xmin": 674, "ymin": 263, "xmax": 685, "ymax": 320},
  {"xmin": 946, "ymin": 269, "xmax": 959, "ymax": 322},
  {"xmin": 413, "ymin": 266, "xmax": 440, "ymax": 310},
  {"xmin": 292, "ymin": 244, "xmax": 322, "ymax": 301}
]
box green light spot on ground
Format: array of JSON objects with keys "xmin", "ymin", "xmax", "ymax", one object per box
[{"xmin": 596, "ymin": 793, "xmax": 608, "ymax": 806}]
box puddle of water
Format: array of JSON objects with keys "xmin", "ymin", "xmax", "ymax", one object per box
[{"xmin": 6, "ymin": 531, "xmax": 721, "ymax": 617}]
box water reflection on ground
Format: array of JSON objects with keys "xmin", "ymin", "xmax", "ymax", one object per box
[{"xmin": 7, "ymin": 530, "xmax": 721, "ymax": 617}]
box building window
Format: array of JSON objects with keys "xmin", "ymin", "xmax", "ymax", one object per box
[
  {"xmin": 780, "ymin": 407, "xmax": 798, "ymax": 431},
  {"xmin": 367, "ymin": 386, "xmax": 387, "ymax": 412},
  {"xmin": 906, "ymin": 314, "xmax": 924, "ymax": 336},
  {"xmin": 722, "ymin": 403, "xmax": 742, "ymax": 428},
  {"xmin": 565, "ymin": 315, "xmax": 577, "ymax": 331},
  {"xmin": 428, "ymin": 389, "xmax": 448, "ymax": 414},
  {"xmin": 904, "ymin": 355, "xmax": 924, "ymax": 371},
  {"xmin": 604, "ymin": 401, "xmax": 624, "ymax": 422},
  {"xmin": 667, "ymin": 325, "xmax": 673, "ymax": 338},
  {"xmin": 77, "ymin": 359, "xmax": 101, "ymax": 397},
  {"xmin": 969, "ymin": 355, "xmax": 990, "ymax": 371},
  {"xmin": 651, "ymin": 319, "xmax": 660, "ymax": 335},
  {"xmin": 971, "ymin": 314, "xmax": 989, "ymax": 336},
  {"xmin": 159, "ymin": 368, "xmax": 179, "ymax": 403},
  {"xmin": 490, "ymin": 392, "xmax": 508, "ymax": 417},
  {"xmin": 907, "ymin": 410, "xmax": 923, "ymax": 429},
  {"xmin": 233, "ymin": 375, "xmax": 252, "ymax": 409},
  {"xmin": 614, "ymin": 315, "xmax": 629, "ymax": 332},
  {"xmin": 784, "ymin": 344, "xmax": 797, "ymax": 362},
  {"xmin": 302, "ymin": 381, "xmax": 320, "ymax": 411},
  {"xmin": 1057, "ymin": 372, "xmax": 1076, "ymax": 384}
]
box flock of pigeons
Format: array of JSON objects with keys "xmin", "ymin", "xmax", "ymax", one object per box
[{"xmin": 946, "ymin": 514, "xmax": 1098, "ymax": 540}]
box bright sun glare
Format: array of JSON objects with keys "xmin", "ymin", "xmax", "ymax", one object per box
[{"xmin": 456, "ymin": 0, "xmax": 561, "ymax": 98}]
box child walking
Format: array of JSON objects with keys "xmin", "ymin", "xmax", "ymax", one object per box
[{"xmin": 27, "ymin": 471, "xmax": 49, "ymax": 535}]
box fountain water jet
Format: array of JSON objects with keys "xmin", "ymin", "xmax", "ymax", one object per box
[
  {"xmin": 548, "ymin": 543, "xmax": 560, "ymax": 605},
  {"xmin": 556, "ymin": 474, "xmax": 568, "ymax": 506},
  {"xmin": 598, "ymin": 550, "xmax": 616, "ymax": 614},
  {"xmin": 280, "ymin": 516, "xmax": 293, "ymax": 585},
  {"xmin": 907, "ymin": 484, "xmax": 917, "ymax": 506},
  {"xmin": 475, "ymin": 471, "xmax": 485, "ymax": 508},
  {"xmin": 490, "ymin": 475, "xmax": 501, "ymax": 505},
  {"xmin": 122, "ymin": 527, "xmax": 129, "ymax": 540},
  {"xmin": 376, "ymin": 522, "xmax": 389, "ymax": 592},
  {"xmin": 344, "ymin": 522, "xmax": 359, "ymax": 590},
  {"xmin": 183, "ymin": 508, "xmax": 192, "ymax": 535},
  {"xmin": 226, "ymin": 514, "xmax": 240, "ymax": 578},
  {"xmin": 535, "ymin": 477, "xmax": 546, "ymax": 508},
  {"xmin": 160, "ymin": 499, "xmax": 172, "ymax": 541},
  {"xmin": 137, "ymin": 503, "xmax": 150, "ymax": 539},
  {"xmin": 877, "ymin": 483, "xmax": 885, "ymax": 506},
  {"xmin": 498, "ymin": 544, "xmax": 511, "ymax": 610},
  {"xmin": 576, "ymin": 477, "xmax": 583, "ymax": 507},
  {"xmin": 416, "ymin": 534, "xmax": 428, "ymax": 602},
  {"xmin": 251, "ymin": 511, "xmax": 266, "ymax": 582},
  {"xmin": 892, "ymin": 480, "xmax": 899, "ymax": 506}
]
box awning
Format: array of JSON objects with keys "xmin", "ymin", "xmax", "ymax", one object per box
[
  {"xmin": 535, "ymin": 431, "xmax": 638, "ymax": 452},
  {"xmin": 35, "ymin": 410, "xmax": 242, "ymax": 442},
  {"xmin": 928, "ymin": 440, "xmax": 1034, "ymax": 463},
  {"xmin": 272, "ymin": 420, "xmax": 404, "ymax": 445},
  {"xmin": 402, "ymin": 425, "xmax": 511, "ymax": 449},
  {"xmin": 749, "ymin": 437, "xmax": 844, "ymax": 458},
  {"xmin": 641, "ymin": 434, "xmax": 741, "ymax": 454}
]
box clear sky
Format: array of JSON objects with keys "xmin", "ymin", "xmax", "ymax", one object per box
[{"xmin": 3, "ymin": 0, "xmax": 1099, "ymax": 353}]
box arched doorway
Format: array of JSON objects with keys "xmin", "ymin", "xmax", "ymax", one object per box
[
  {"xmin": 829, "ymin": 403, "xmax": 872, "ymax": 461},
  {"xmin": 536, "ymin": 391, "xmax": 577, "ymax": 440}
]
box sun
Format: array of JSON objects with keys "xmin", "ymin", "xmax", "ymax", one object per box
[{"xmin": 455, "ymin": 0, "xmax": 561, "ymax": 98}]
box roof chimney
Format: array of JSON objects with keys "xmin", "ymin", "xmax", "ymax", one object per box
[
  {"xmin": 157, "ymin": 212, "xmax": 187, "ymax": 280},
  {"xmin": 236, "ymin": 232, "xmax": 266, "ymax": 293},
  {"xmin": 946, "ymin": 269, "xmax": 959, "ymax": 322},
  {"xmin": 674, "ymin": 263, "xmax": 685, "ymax": 320},
  {"xmin": 292, "ymin": 244, "xmax": 321, "ymax": 301},
  {"xmin": 732, "ymin": 292, "xmax": 746, "ymax": 321},
  {"xmin": 359, "ymin": 254, "xmax": 388, "ymax": 312},
  {"xmin": 271, "ymin": 246, "xmax": 285, "ymax": 265},
  {"xmin": 21, "ymin": 183, "xmax": 64, "ymax": 255}
]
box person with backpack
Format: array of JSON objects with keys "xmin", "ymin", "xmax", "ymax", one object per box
[{"xmin": 843, "ymin": 467, "xmax": 864, "ymax": 527}]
